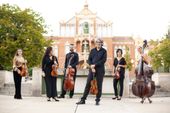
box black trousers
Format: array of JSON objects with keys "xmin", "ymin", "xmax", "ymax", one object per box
[
  {"xmin": 113, "ymin": 77, "xmax": 124, "ymax": 97},
  {"xmin": 81, "ymin": 70, "xmax": 104, "ymax": 102},
  {"xmin": 13, "ymin": 71, "xmax": 22, "ymax": 98},
  {"xmin": 44, "ymin": 75, "xmax": 57, "ymax": 98},
  {"xmin": 60, "ymin": 69, "xmax": 77, "ymax": 97}
]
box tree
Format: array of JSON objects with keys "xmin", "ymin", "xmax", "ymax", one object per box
[
  {"xmin": 0, "ymin": 4, "xmax": 51, "ymax": 70},
  {"xmin": 124, "ymin": 46, "xmax": 132, "ymax": 71},
  {"xmin": 149, "ymin": 36, "xmax": 170, "ymax": 72},
  {"xmin": 158, "ymin": 38, "xmax": 170, "ymax": 71}
]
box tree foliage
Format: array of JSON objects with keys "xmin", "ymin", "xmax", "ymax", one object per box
[
  {"xmin": 124, "ymin": 46, "xmax": 132, "ymax": 71},
  {"xmin": 149, "ymin": 36, "xmax": 170, "ymax": 72},
  {"xmin": 0, "ymin": 4, "xmax": 51, "ymax": 70}
]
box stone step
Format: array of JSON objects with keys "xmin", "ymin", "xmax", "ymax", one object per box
[
  {"xmin": 1, "ymin": 83, "xmax": 170, "ymax": 97},
  {"xmin": 0, "ymin": 82, "xmax": 32, "ymax": 96}
]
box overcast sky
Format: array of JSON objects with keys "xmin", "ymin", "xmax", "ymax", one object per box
[{"xmin": 0, "ymin": 0, "xmax": 170, "ymax": 40}]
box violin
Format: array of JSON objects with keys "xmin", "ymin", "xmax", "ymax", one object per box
[
  {"xmin": 90, "ymin": 68, "xmax": 98, "ymax": 95},
  {"xmin": 64, "ymin": 54, "xmax": 75, "ymax": 91},
  {"xmin": 51, "ymin": 56, "xmax": 58, "ymax": 77},
  {"xmin": 20, "ymin": 63, "xmax": 27, "ymax": 77},
  {"xmin": 114, "ymin": 66, "xmax": 120, "ymax": 79}
]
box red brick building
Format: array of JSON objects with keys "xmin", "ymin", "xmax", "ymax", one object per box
[{"xmin": 48, "ymin": 2, "xmax": 135, "ymax": 71}]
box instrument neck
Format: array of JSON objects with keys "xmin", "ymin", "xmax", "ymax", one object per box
[{"xmin": 68, "ymin": 54, "xmax": 74, "ymax": 66}]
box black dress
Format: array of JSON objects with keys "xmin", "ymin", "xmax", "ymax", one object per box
[
  {"xmin": 42, "ymin": 55, "xmax": 58, "ymax": 98},
  {"xmin": 113, "ymin": 57, "xmax": 126, "ymax": 97}
]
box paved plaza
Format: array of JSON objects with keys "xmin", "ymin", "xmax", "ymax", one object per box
[{"xmin": 0, "ymin": 95, "xmax": 170, "ymax": 113}]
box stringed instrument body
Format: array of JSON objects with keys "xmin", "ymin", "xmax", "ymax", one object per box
[
  {"xmin": 51, "ymin": 56, "xmax": 59, "ymax": 77},
  {"xmin": 51, "ymin": 64, "xmax": 58, "ymax": 77},
  {"xmin": 114, "ymin": 66, "xmax": 120, "ymax": 79},
  {"xmin": 64, "ymin": 67, "xmax": 75, "ymax": 91},
  {"xmin": 20, "ymin": 63, "xmax": 27, "ymax": 77},
  {"xmin": 90, "ymin": 68, "xmax": 98, "ymax": 95},
  {"xmin": 132, "ymin": 40, "xmax": 155, "ymax": 103},
  {"xmin": 64, "ymin": 54, "xmax": 75, "ymax": 91}
]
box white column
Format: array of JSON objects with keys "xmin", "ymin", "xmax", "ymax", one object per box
[
  {"xmin": 111, "ymin": 25, "xmax": 113, "ymax": 36},
  {"xmin": 124, "ymin": 69, "xmax": 130, "ymax": 97},
  {"xmin": 0, "ymin": 71, "xmax": 5, "ymax": 88},
  {"xmin": 32, "ymin": 68, "xmax": 42, "ymax": 96},
  {"xmin": 59, "ymin": 25, "xmax": 61, "ymax": 36}
]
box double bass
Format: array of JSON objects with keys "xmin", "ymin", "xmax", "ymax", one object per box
[
  {"xmin": 90, "ymin": 68, "xmax": 98, "ymax": 95},
  {"xmin": 132, "ymin": 40, "xmax": 155, "ymax": 103},
  {"xmin": 64, "ymin": 54, "xmax": 75, "ymax": 91}
]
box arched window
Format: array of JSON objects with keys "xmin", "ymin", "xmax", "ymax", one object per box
[
  {"xmin": 82, "ymin": 40, "xmax": 90, "ymax": 53},
  {"xmin": 83, "ymin": 22, "xmax": 89, "ymax": 34}
]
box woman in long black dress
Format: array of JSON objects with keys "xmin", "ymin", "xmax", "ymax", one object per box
[
  {"xmin": 42, "ymin": 47, "xmax": 59, "ymax": 102},
  {"xmin": 112, "ymin": 49, "xmax": 126, "ymax": 100}
]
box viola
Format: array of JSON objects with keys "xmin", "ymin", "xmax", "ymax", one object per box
[
  {"xmin": 90, "ymin": 68, "xmax": 98, "ymax": 95},
  {"xmin": 51, "ymin": 64, "xmax": 58, "ymax": 77},
  {"xmin": 64, "ymin": 54, "xmax": 75, "ymax": 91},
  {"xmin": 51, "ymin": 56, "xmax": 58, "ymax": 77},
  {"xmin": 114, "ymin": 66, "xmax": 120, "ymax": 79}
]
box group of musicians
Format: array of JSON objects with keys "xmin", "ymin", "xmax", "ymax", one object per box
[{"xmin": 12, "ymin": 38, "xmax": 149, "ymax": 105}]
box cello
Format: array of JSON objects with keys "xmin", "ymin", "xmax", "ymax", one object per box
[
  {"xmin": 64, "ymin": 54, "xmax": 75, "ymax": 91},
  {"xmin": 90, "ymin": 68, "xmax": 98, "ymax": 95},
  {"xmin": 132, "ymin": 40, "xmax": 155, "ymax": 103}
]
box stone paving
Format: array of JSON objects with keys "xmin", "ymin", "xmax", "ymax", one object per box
[{"xmin": 0, "ymin": 95, "xmax": 170, "ymax": 113}]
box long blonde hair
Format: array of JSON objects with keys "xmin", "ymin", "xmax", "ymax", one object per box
[{"xmin": 14, "ymin": 49, "xmax": 23, "ymax": 57}]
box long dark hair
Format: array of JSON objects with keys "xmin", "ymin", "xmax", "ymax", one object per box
[
  {"xmin": 42, "ymin": 47, "xmax": 52, "ymax": 71},
  {"xmin": 116, "ymin": 49, "xmax": 123, "ymax": 57},
  {"xmin": 43, "ymin": 46, "xmax": 52, "ymax": 57}
]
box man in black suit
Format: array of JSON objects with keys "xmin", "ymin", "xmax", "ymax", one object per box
[
  {"xmin": 58, "ymin": 44, "xmax": 79, "ymax": 98},
  {"xmin": 76, "ymin": 39, "xmax": 107, "ymax": 105}
]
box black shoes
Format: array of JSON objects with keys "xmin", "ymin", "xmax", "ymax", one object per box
[
  {"xmin": 47, "ymin": 97, "xmax": 59, "ymax": 102},
  {"xmin": 95, "ymin": 101, "xmax": 100, "ymax": 105},
  {"xmin": 76, "ymin": 100, "xmax": 100, "ymax": 105},
  {"xmin": 47, "ymin": 98, "xmax": 51, "ymax": 101},
  {"xmin": 112, "ymin": 96, "xmax": 118, "ymax": 100},
  {"xmin": 58, "ymin": 95, "xmax": 65, "ymax": 98},
  {"xmin": 117, "ymin": 97, "xmax": 121, "ymax": 100},
  {"xmin": 76, "ymin": 100, "xmax": 85, "ymax": 104},
  {"xmin": 112, "ymin": 96, "xmax": 121, "ymax": 100},
  {"xmin": 14, "ymin": 97, "xmax": 22, "ymax": 99},
  {"xmin": 14, "ymin": 95, "xmax": 22, "ymax": 99},
  {"xmin": 52, "ymin": 97, "xmax": 59, "ymax": 101}
]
